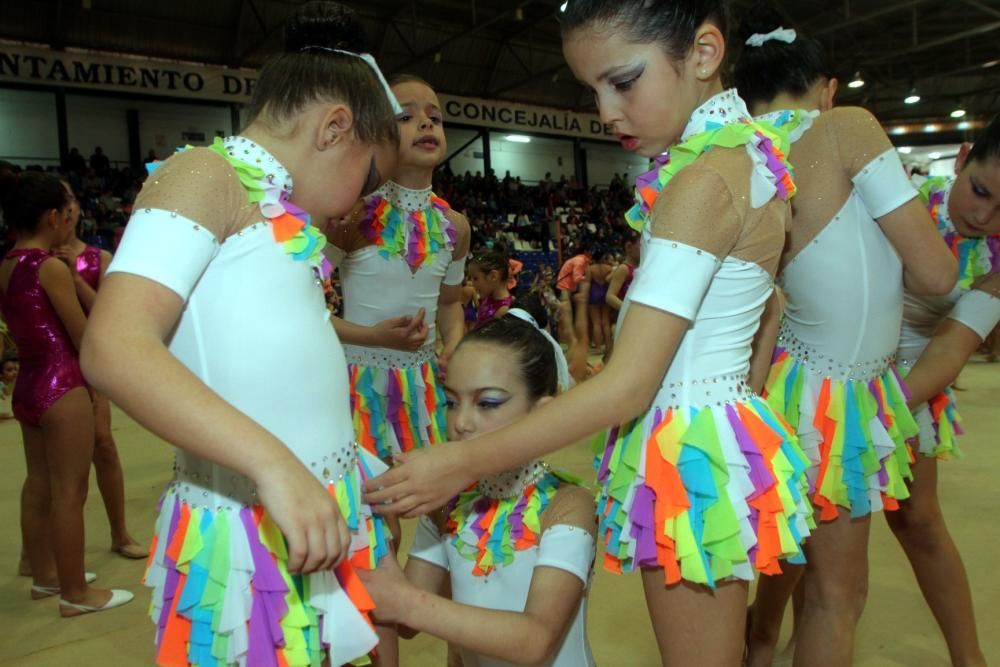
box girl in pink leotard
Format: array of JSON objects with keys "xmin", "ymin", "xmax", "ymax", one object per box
[
  {"xmin": 469, "ymin": 246, "xmax": 514, "ymax": 327},
  {"xmin": 2, "ymin": 245, "xmax": 85, "ymax": 426},
  {"xmin": 0, "ymin": 170, "xmax": 132, "ymax": 616},
  {"xmin": 52, "ymin": 205, "xmax": 145, "ymax": 560}
]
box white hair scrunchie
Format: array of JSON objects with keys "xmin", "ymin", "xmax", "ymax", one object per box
[
  {"xmin": 507, "ymin": 308, "xmax": 574, "ymax": 393},
  {"xmin": 300, "ymin": 46, "xmax": 403, "ymax": 115},
  {"xmin": 745, "ymin": 27, "xmax": 797, "ymax": 48}
]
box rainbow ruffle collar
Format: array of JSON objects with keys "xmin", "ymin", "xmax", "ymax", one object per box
[
  {"xmin": 921, "ymin": 176, "xmax": 1000, "ymax": 289},
  {"xmin": 147, "ymin": 137, "xmax": 331, "ymax": 278},
  {"xmin": 756, "ymin": 108, "xmax": 820, "ymax": 145},
  {"xmin": 445, "ymin": 465, "xmax": 579, "ymax": 577},
  {"xmin": 360, "ymin": 184, "xmax": 456, "ymax": 269},
  {"xmin": 626, "ymin": 90, "xmax": 796, "ymax": 233}
]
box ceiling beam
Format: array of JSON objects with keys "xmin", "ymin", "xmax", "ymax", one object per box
[
  {"xmin": 389, "ymin": 20, "xmax": 418, "ymax": 56},
  {"xmin": 245, "ymin": 0, "xmax": 268, "ymax": 33},
  {"xmin": 237, "ymin": 4, "xmax": 396, "ymax": 62},
  {"xmin": 50, "ymin": 0, "xmax": 65, "ymax": 50},
  {"xmin": 506, "ymin": 46, "xmax": 533, "ymax": 77},
  {"xmin": 865, "ymin": 21, "xmax": 1000, "ymax": 64},
  {"xmin": 227, "ymin": 0, "xmax": 246, "ymax": 67},
  {"xmin": 809, "ymin": 0, "xmax": 934, "ymax": 36},
  {"xmin": 486, "ymin": 44, "xmax": 511, "ymax": 94},
  {"xmin": 389, "ymin": 0, "xmax": 536, "ymax": 73},
  {"xmin": 960, "ymin": 0, "xmax": 1000, "ymax": 19},
  {"xmin": 498, "ymin": 19, "xmax": 546, "ymax": 75},
  {"xmin": 490, "ymin": 61, "xmax": 567, "ymax": 97}
]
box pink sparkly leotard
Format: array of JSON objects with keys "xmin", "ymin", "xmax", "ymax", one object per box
[
  {"xmin": 476, "ymin": 294, "xmax": 513, "ymax": 326},
  {"xmin": 618, "ymin": 263, "xmax": 635, "ymax": 300},
  {"xmin": 0, "ymin": 248, "xmax": 85, "ymax": 426},
  {"xmin": 75, "ymin": 244, "xmax": 102, "ymax": 291}
]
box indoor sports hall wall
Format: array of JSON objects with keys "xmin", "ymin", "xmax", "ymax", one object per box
[{"xmin": 0, "ymin": 88, "xmax": 234, "ymax": 168}]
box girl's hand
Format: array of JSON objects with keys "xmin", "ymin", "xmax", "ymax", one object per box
[
  {"xmin": 437, "ymin": 345, "xmax": 457, "ymax": 378},
  {"xmin": 373, "ymin": 308, "xmax": 429, "ymax": 351},
  {"xmin": 357, "ymin": 555, "xmax": 411, "ymax": 624},
  {"xmin": 254, "ymin": 457, "xmax": 352, "ymax": 574},
  {"xmin": 363, "ymin": 444, "xmax": 475, "ymax": 517},
  {"xmin": 52, "ymin": 245, "xmax": 82, "ymax": 271}
]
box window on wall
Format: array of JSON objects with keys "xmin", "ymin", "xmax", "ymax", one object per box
[
  {"xmin": 66, "ymin": 94, "xmax": 131, "ymax": 169},
  {"xmin": 66, "ymin": 94, "xmax": 232, "ymax": 169},
  {"xmin": 442, "ymin": 128, "xmax": 485, "ymax": 176},
  {"xmin": 0, "ymin": 88, "xmax": 59, "ymax": 167},
  {"xmin": 489, "ymin": 135, "xmax": 574, "ymax": 185},
  {"xmin": 583, "ymin": 141, "xmax": 649, "ymax": 188}
]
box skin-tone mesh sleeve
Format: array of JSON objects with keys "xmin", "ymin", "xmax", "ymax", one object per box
[{"xmin": 133, "ymin": 147, "xmax": 248, "ymax": 241}]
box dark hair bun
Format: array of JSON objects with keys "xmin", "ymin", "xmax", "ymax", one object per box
[
  {"xmin": 513, "ymin": 293, "xmax": 550, "ymax": 330},
  {"xmin": 284, "ymin": 1, "xmax": 368, "ymax": 54},
  {"xmin": 737, "ymin": 4, "xmax": 786, "ymax": 45},
  {"xmin": 733, "ymin": 3, "xmax": 830, "ymax": 108}
]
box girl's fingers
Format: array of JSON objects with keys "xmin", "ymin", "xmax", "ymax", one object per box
[
  {"xmin": 301, "ymin": 523, "xmax": 326, "ymax": 574},
  {"xmin": 286, "ymin": 526, "xmax": 307, "ymax": 574},
  {"xmin": 364, "ymin": 464, "xmax": 406, "ymax": 495},
  {"xmin": 363, "ymin": 481, "xmax": 405, "ymax": 507},
  {"xmin": 335, "ymin": 515, "xmax": 352, "ymax": 567},
  {"xmin": 403, "ymin": 502, "xmax": 438, "ymax": 519},
  {"xmin": 376, "ymin": 493, "xmax": 420, "ymax": 517},
  {"xmin": 321, "ymin": 520, "xmax": 339, "ymax": 572}
]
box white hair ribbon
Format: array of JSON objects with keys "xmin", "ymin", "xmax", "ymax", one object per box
[
  {"xmin": 300, "ymin": 47, "xmax": 403, "ymax": 115},
  {"xmin": 745, "ymin": 27, "xmax": 797, "ymax": 48},
  {"xmin": 507, "ymin": 308, "xmax": 574, "ymax": 393}
]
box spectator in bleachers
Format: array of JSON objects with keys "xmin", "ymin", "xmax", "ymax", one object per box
[
  {"xmin": 557, "ymin": 249, "xmax": 592, "ymax": 381},
  {"xmin": 89, "ymin": 147, "xmax": 110, "ymax": 175},
  {"xmin": 587, "ymin": 248, "xmax": 614, "ymax": 359},
  {"xmin": 469, "ymin": 244, "xmax": 514, "ymax": 327},
  {"xmin": 64, "ymin": 148, "xmax": 86, "ymax": 176}
]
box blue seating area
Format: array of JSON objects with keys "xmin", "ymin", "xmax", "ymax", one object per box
[{"xmin": 513, "ymin": 250, "xmax": 559, "ymax": 291}]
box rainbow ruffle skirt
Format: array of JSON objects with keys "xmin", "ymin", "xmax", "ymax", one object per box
[
  {"xmin": 144, "ymin": 452, "xmax": 391, "ymax": 667},
  {"xmin": 594, "ymin": 396, "xmax": 814, "ymax": 588},
  {"xmin": 764, "ymin": 346, "xmax": 918, "ymax": 521},
  {"xmin": 349, "ymin": 357, "xmax": 446, "ymax": 460},
  {"xmin": 900, "ymin": 364, "xmax": 963, "ymax": 459}
]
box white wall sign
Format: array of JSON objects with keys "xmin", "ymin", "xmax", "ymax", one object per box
[
  {"xmin": 438, "ymin": 94, "xmax": 613, "ymax": 141},
  {"xmin": 0, "ymin": 43, "xmax": 611, "ymax": 141},
  {"xmin": 0, "ymin": 44, "xmax": 257, "ymax": 103}
]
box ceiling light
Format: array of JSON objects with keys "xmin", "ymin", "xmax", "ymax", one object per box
[
  {"xmin": 560, "ymin": 2, "xmax": 568, "ymax": 11},
  {"xmin": 898, "ymin": 146, "xmax": 913, "ymax": 154},
  {"xmin": 904, "ymin": 91, "xmax": 921, "ymax": 104},
  {"xmin": 983, "ymin": 59, "xmax": 999, "ymax": 68},
  {"xmin": 847, "ymin": 72, "xmax": 865, "ymax": 89},
  {"xmin": 958, "ymin": 121, "xmax": 971, "ymax": 130},
  {"xmin": 891, "ymin": 126, "xmax": 907, "ymax": 135},
  {"xmin": 950, "ymin": 108, "xmax": 966, "ymax": 118},
  {"xmin": 928, "ymin": 152, "xmax": 942, "ymax": 160},
  {"xmin": 923, "ymin": 124, "xmax": 939, "ymax": 133},
  {"xmin": 505, "ymin": 134, "xmax": 531, "ymax": 143}
]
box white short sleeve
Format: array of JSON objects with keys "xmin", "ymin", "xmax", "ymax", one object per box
[
  {"xmin": 107, "ymin": 209, "xmax": 219, "ymax": 302},
  {"xmin": 408, "ymin": 515, "xmax": 449, "ymax": 570},
  {"xmin": 444, "ymin": 255, "xmax": 467, "ymax": 286},
  {"xmin": 948, "ymin": 288, "xmax": 1000, "ymax": 341},
  {"xmin": 852, "ymin": 148, "xmax": 919, "ymax": 219},
  {"xmin": 535, "ymin": 524, "xmax": 595, "ymax": 586},
  {"xmin": 627, "ymin": 238, "xmax": 721, "ymax": 321}
]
